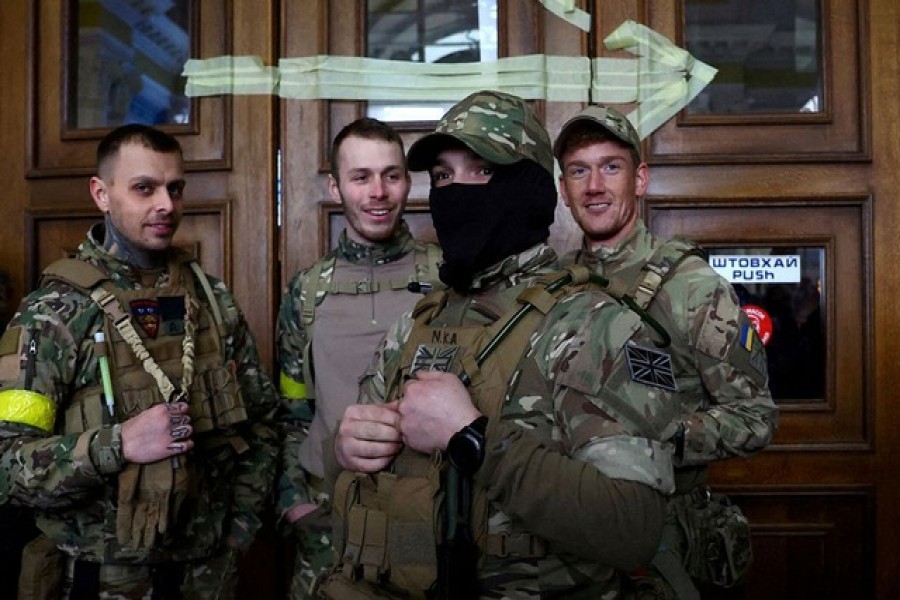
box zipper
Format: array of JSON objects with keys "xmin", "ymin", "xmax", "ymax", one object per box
[
  {"xmin": 24, "ymin": 331, "xmax": 38, "ymax": 389},
  {"xmin": 369, "ymin": 253, "xmax": 376, "ymax": 325}
]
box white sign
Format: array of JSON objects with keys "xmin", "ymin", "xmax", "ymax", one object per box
[{"xmin": 709, "ymin": 255, "xmax": 801, "ymax": 284}]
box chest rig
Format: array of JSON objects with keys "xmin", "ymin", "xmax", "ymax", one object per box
[
  {"xmin": 41, "ymin": 255, "xmax": 247, "ymax": 435},
  {"xmin": 328, "ymin": 266, "xmax": 593, "ymax": 598},
  {"xmin": 40, "ymin": 255, "xmax": 249, "ymax": 560},
  {"xmin": 297, "ymin": 243, "xmax": 442, "ymax": 400}
]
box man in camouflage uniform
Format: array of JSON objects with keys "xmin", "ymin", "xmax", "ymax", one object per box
[
  {"xmin": 276, "ymin": 117, "xmax": 440, "ymax": 597},
  {"xmin": 554, "ymin": 105, "xmax": 779, "ymax": 597},
  {"xmin": 0, "ymin": 124, "xmax": 279, "ymax": 599},
  {"xmin": 320, "ymin": 90, "xmax": 686, "ymax": 598}
]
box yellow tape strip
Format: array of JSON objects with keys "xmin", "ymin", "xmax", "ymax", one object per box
[
  {"xmin": 180, "ymin": 20, "xmax": 718, "ymax": 139},
  {"xmin": 279, "ymin": 372, "xmax": 307, "ymax": 401},
  {"xmin": 0, "ymin": 389, "xmax": 56, "ymax": 433},
  {"xmin": 595, "ymin": 20, "xmax": 717, "ymax": 139},
  {"xmin": 536, "ymin": 0, "xmax": 592, "ymax": 32},
  {"xmin": 183, "ymin": 55, "xmax": 279, "ymax": 96},
  {"xmin": 278, "ymin": 54, "xmax": 588, "ymax": 102}
]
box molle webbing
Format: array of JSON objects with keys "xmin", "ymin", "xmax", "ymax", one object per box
[
  {"xmin": 298, "ymin": 244, "xmax": 442, "ymax": 400},
  {"xmin": 89, "ymin": 286, "xmax": 197, "ymax": 403}
]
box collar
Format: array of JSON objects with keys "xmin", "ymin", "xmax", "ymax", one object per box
[
  {"xmin": 81, "ymin": 222, "xmax": 191, "ymax": 286},
  {"xmin": 336, "ymin": 220, "xmax": 416, "ymax": 265},
  {"xmin": 579, "ymin": 220, "xmax": 652, "ymax": 273}
]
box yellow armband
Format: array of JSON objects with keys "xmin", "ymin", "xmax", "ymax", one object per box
[
  {"xmin": 0, "ymin": 389, "xmax": 56, "ymax": 432},
  {"xmin": 279, "ymin": 372, "xmax": 307, "ymax": 400}
]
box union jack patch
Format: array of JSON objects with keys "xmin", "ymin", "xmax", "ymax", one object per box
[
  {"xmin": 624, "ymin": 342, "xmax": 678, "ymax": 392},
  {"xmin": 411, "ymin": 345, "xmax": 458, "ymax": 374},
  {"xmin": 130, "ymin": 299, "xmax": 161, "ymax": 339}
]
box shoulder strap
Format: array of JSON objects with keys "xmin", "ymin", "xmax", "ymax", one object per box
[
  {"xmin": 299, "ymin": 255, "xmax": 334, "ymax": 329},
  {"xmin": 41, "ymin": 258, "xmax": 108, "ymax": 292},
  {"xmin": 296, "ymin": 254, "xmax": 336, "ymax": 400},
  {"xmin": 415, "ymin": 243, "xmax": 443, "ymax": 286},
  {"xmin": 188, "ymin": 261, "xmax": 223, "ymax": 328},
  {"xmin": 631, "ymin": 239, "xmax": 706, "ymax": 310}
]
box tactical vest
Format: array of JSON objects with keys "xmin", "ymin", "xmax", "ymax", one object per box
[
  {"xmin": 297, "ymin": 243, "xmax": 442, "ymax": 400},
  {"xmin": 327, "ymin": 267, "xmax": 593, "ymax": 598},
  {"xmin": 39, "ymin": 255, "xmax": 249, "ymax": 561}
]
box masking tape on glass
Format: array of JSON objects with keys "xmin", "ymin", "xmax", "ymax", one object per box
[
  {"xmin": 537, "ymin": 0, "xmax": 592, "ymax": 32},
  {"xmin": 181, "ymin": 20, "xmax": 715, "ymax": 140}
]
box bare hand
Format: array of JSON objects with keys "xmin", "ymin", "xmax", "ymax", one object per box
[
  {"xmin": 121, "ymin": 402, "xmax": 194, "ymax": 464},
  {"xmin": 398, "ymin": 370, "xmax": 481, "ymax": 454},
  {"xmin": 334, "ymin": 402, "xmax": 403, "ymax": 472}
]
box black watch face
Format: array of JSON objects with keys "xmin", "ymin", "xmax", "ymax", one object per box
[{"xmin": 449, "ymin": 428, "xmax": 484, "ymax": 475}]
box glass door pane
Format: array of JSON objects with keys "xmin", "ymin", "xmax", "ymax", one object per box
[
  {"xmin": 70, "ymin": 0, "xmax": 193, "ymax": 129},
  {"xmin": 366, "ymin": 0, "xmax": 498, "ymax": 123},
  {"xmin": 683, "ymin": 0, "xmax": 823, "ymax": 115}
]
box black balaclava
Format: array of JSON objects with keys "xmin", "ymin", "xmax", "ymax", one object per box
[{"xmin": 429, "ymin": 159, "xmax": 556, "ymax": 292}]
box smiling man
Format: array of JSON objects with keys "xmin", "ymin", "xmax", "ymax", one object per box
[
  {"xmin": 275, "ymin": 117, "xmax": 441, "ymax": 597},
  {"xmin": 0, "ymin": 124, "xmax": 279, "ymax": 598},
  {"xmin": 556, "ymin": 105, "xmax": 777, "ymax": 597}
]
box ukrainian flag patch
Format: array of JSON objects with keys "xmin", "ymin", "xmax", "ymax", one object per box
[{"xmin": 740, "ymin": 323, "xmax": 754, "ymax": 351}]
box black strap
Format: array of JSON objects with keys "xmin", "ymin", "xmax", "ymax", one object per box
[{"xmin": 70, "ymin": 560, "xmax": 100, "ymax": 600}]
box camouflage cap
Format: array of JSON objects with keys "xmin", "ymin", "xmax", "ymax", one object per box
[
  {"xmin": 407, "ymin": 90, "xmax": 554, "ymax": 176},
  {"xmin": 553, "ymin": 105, "xmax": 642, "ymax": 162}
]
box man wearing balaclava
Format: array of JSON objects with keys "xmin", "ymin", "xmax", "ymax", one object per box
[{"xmin": 321, "ymin": 91, "xmax": 681, "ymax": 598}]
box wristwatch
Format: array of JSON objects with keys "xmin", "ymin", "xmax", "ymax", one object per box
[{"xmin": 446, "ymin": 416, "xmax": 488, "ymax": 476}]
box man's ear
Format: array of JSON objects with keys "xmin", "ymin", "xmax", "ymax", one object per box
[
  {"xmin": 634, "ymin": 163, "xmax": 649, "ymax": 197},
  {"xmin": 327, "ymin": 174, "xmax": 342, "ymax": 203},
  {"xmin": 89, "ymin": 177, "xmax": 109, "ymax": 212}
]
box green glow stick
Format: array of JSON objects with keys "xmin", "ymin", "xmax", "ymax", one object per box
[{"xmin": 94, "ymin": 332, "xmax": 115, "ymax": 417}]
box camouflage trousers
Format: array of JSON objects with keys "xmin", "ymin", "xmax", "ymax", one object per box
[
  {"xmin": 59, "ymin": 545, "xmax": 240, "ymax": 600},
  {"xmin": 288, "ymin": 494, "xmax": 334, "ymax": 599}
]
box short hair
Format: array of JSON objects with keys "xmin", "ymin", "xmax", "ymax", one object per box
[
  {"xmin": 96, "ymin": 124, "xmax": 183, "ymax": 178},
  {"xmin": 330, "ymin": 117, "xmax": 406, "ymax": 178},
  {"xmin": 555, "ymin": 123, "xmax": 641, "ymax": 170}
]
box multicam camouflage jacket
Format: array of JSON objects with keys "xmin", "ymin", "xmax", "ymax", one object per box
[
  {"xmin": 351, "ymin": 243, "xmax": 683, "ymax": 597},
  {"xmin": 564, "ymin": 220, "xmax": 778, "ymax": 473},
  {"xmin": 0, "ymin": 224, "xmax": 279, "ymax": 562},
  {"xmin": 276, "ymin": 222, "xmax": 440, "ymax": 513}
]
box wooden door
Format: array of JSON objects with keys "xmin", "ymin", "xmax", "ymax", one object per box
[{"xmin": 0, "ymin": 0, "xmax": 281, "ymax": 595}]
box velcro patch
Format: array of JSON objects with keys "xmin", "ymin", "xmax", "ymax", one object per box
[
  {"xmin": 130, "ymin": 299, "xmax": 160, "ymax": 339},
  {"xmin": 0, "ymin": 326, "xmax": 22, "ymax": 356},
  {"xmin": 0, "ymin": 326, "xmax": 23, "ymax": 381},
  {"xmin": 624, "ymin": 342, "xmax": 678, "ymax": 391},
  {"xmin": 410, "ymin": 344, "xmax": 458, "ymax": 374}
]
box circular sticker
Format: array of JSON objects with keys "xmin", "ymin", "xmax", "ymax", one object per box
[{"xmin": 742, "ymin": 304, "xmax": 773, "ymax": 345}]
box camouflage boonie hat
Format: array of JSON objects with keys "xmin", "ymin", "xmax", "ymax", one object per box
[
  {"xmin": 553, "ymin": 105, "xmax": 642, "ymax": 162},
  {"xmin": 407, "ymin": 90, "xmax": 554, "ymax": 176}
]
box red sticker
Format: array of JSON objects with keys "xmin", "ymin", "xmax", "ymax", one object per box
[{"xmin": 742, "ymin": 304, "xmax": 772, "ymax": 345}]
